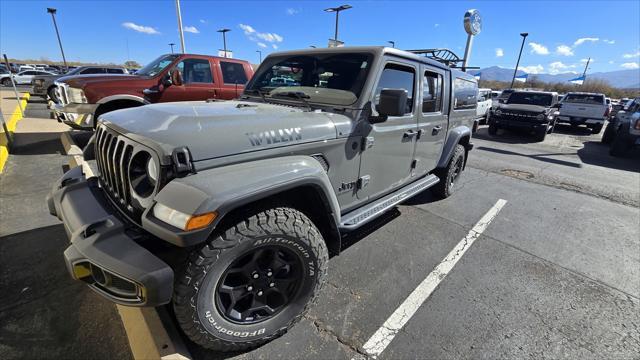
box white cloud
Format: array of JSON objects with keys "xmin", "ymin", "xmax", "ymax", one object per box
[
  {"xmin": 603, "ymin": 39, "xmax": 615, "ymax": 44},
  {"xmin": 434, "ymin": 23, "xmax": 440, "ymax": 28},
  {"xmin": 183, "ymin": 26, "xmax": 199, "ymax": 34},
  {"xmin": 556, "ymin": 45, "xmax": 574, "ymax": 56},
  {"xmin": 286, "ymin": 8, "xmax": 299, "ymax": 15},
  {"xmin": 239, "ymin": 24, "xmax": 256, "ymax": 35},
  {"xmin": 520, "ymin": 64, "xmax": 544, "ymax": 74},
  {"xmin": 495, "ymin": 48, "xmax": 504, "ymax": 57},
  {"xmin": 608, "ymin": 60, "xmax": 614, "ymax": 64},
  {"xmin": 257, "ymin": 42, "xmax": 267, "ymax": 48},
  {"xmin": 549, "ymin": 61, "xmax": 568, "ymax": 74},
  {"xmin": 122, "ymin": 22, "xmax": 160, "ymax": 35},
  {"xmin": 620, "ymin": 62, "xmax": 639, "ymax": 69},
  {"xmin": 580, "ymin": 58, "xmax": 593, "ymax": 63},
  {"xmin": 199, "ymin": 19, "xmax": 207, "ymax": 24},
  {"xmin": 529, "ymin": 42, "xmax": 549, "ymax": 55},
  {"xmin": 623, "ymin": 50, "xmax": 640, "ymax": 58},
  {"xmin": 272, "ymin": 44, "xmax": 278, "ymax": 50},
  {"xmin": 573, "ymin": 37, "xmax": 599, "ymax": 46},
  {"xmin": 257, "ymin": 32, "xmax": 283, "ymax": 43}
]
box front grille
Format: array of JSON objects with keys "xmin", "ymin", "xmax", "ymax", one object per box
[
  {"xmin": 500, "ymin": 110, "xmax": 540, "ymax": 122},
  {"xmin": 95, "ymin": 125, "xmax": 140, "ymax": 220},
  {"xmin": 56, "ymin": 82, "xmax": 69, "ymax": 105}
]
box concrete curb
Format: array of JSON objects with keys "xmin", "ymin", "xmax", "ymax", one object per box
[
  {"xmin": 61, "ymin": 131, "xmax": 84, "ymax": 156},
  {"xmin": 0, "ymin": 92, "xmax": 30, "ymax": 173},
  {"xmin": 64, "ymin": 138, "xmax": 192, "ymax": 360}
]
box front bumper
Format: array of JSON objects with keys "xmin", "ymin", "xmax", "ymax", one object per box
[
  {"xmin": 556, "ymin": 116, "xmax": 604, "ymax": 126},
  {"xmin": 491, "ymin": 116, "xmax": 547, "ymax": 130},
  {"xmin": 46, "ymin": 166, "xmax": 174, "ymax": 306},
  {"xmin": 52, "ymin": 103, "xmax": 96, "ymax": 128}
]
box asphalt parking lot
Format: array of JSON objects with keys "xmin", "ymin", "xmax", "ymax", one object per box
[{"xmin": 1, "ymin": 94, "xmax": 639, "ymax": 359}]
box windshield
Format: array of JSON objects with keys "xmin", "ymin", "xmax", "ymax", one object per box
[
  {"xmin": 563, "ymin": 94, "xmax": 604, "ymax": 105},
  {"xmin": 136, "ymin": 54, "xmax": 179, "ymax": 77},
  {"xmin": 507, "ymin": 92, "xmax": 553, "ymax": 106},
  {"xmin": 65, "ymin": 67, "xmax": 82, "ymax": 75},
  {"xmin": 498, "ymin": 90, "xmax": 514, "ymax": 99},
  {"xmin": 245, "ymin": 52, "xmax": 373, "ymax": 106}
]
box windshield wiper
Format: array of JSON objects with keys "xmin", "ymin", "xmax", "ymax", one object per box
[
  {"xmin": 244, "ymin": 88, "xmax": 267, "ymax": 102},
  {"xmin": 271, "ymin": 91, "xmax": 313, "ymax": 111}
]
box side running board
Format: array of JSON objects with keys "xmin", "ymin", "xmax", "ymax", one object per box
[{"xmin": 339, "ymin": 174, "xmax": 439, "ymax": 230}]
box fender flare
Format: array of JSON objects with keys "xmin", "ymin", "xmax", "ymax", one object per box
[
  {"xmin": 141, "ymin": 155, "xmax": 341, "ymax": 248},
  {"xmin": 437, "ymin": 125, "xmax": 472, "ymax": 168},
  {"xmin": 97, "ymin": 94, "xmax": 148, "ymax": 105}
]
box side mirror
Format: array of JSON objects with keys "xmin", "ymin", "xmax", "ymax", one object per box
[
  {"xmin": 162, "ymin": 73, "xmax": 172, "ymax": 87},
  {"xmin": 377, "ymin": 89, "xmax": 408, "ymax": 117},
  {"xmin": 170, "ymin": 69, "xmax": 183, "ymax": 86}
]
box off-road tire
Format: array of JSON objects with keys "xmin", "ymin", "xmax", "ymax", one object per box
[
  {"xmin": 590, "ymin": 124, "xmax": 603, "ymax": 134},
  {"xmin": 488, "ymin": 121, "xmax": 498, "ymax": 135},
  {"xmin": 534, "ymin": 126, "xmax": 547, "ymax": 142},
  {"xmin": 609, "ymin": 124, "xmax": 632, "ymax": 157},
  {"xmin": 173, "ymin": 207, "xmax": 328, "ymax": 352},
  {"xmin": 1, "ymin": 78, "xmax": 11, "ymax": 87},
  {"xmin": 432, "ymin": 144, "xmax": 465, "ymax": 199},
  {"xmin": 601, "ymin": 123, "xmax": 615, "ymax": 144}
]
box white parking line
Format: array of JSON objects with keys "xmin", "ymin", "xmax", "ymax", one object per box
[{"xmin": 361, "ymin": 199, "xmax": 508, "ymax": 359}]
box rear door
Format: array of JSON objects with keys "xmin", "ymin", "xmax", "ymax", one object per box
[
  {"xmin": 216, "ymin": 60, "xmax": 251, "ymax": 99},
  {"xmin": 158, "ymin": 57, "xmax": 217, "ymax": 102},
  {"xmin": 414, "ymin": 66, "xmax": 449, "ymax": 176},
  {"xmin": 357, "ymin": 59, "xmax": 419, "ymax": 201}
]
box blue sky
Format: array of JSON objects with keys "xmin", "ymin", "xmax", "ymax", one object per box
[{"xmin": 1, "ymin": 0, "xmax": 639, "ymax": 74}]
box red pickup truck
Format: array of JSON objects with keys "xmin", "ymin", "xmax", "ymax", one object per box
[{"xmin": 52, "ymin": 53, "xmax": 254, "ymax": 129}]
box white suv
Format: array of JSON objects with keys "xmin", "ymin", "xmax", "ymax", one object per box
[{"xmin": 477, "ymin": 88, "xmax": 492, "ymax": 124}]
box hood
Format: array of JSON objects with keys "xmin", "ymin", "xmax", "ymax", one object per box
[
  {"xmin": 100, "ymin": 100, "xmax": 345, "ymax": 161},
  {"xmin": 33, "ymin": 74, "xmax": 62, "ymax": 81},
  {"xmin": 58, "ymin": 74, "xmax": 137, "ymax": 88},
  {"xmin": 498, "ymin": 103, "xmax": 548, "ymax": 113}
]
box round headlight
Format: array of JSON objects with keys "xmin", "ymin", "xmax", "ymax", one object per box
[
  {"xmin": 536, "ymin": 113, "xmax": 545, "ymax": 121},
  {"xmin": 495, "ymin": 109, "xmax": 502, "ymax": 116},
  {"xmin": 147, "ymin": 158, "xmax": 158, "ymax": 184}
]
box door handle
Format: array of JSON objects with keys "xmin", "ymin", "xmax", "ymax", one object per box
[
  {"xmin": 432, "ymin": 125, "xmax": 443, "ymax": 136},
  {"xmin": 403, "ymin": 130, "xmax": 418, "ymax": 139},
  {"xmin": 143, "ymin": 88, "xmax": 159, "ymax": 95}
]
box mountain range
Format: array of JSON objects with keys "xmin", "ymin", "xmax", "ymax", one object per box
[{"xmin": 475, "ymin": 66, "xmax": 640, "ymax": 89}]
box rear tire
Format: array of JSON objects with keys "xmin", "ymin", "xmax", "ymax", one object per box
[
  {"xmin": 609, "ymin": 125, "xmax": 632, "ymax": 157},
  {"xmin": 534, "ymin": 126, "xmax": 547, "ymax": 142},
  {"xmin": 590, "ymin": 124, "xmax": 603, "ymax": 134},
  {"xmin": 488, "ymin": 121, "xmax": 498, "ymax": 135},
  {"xmin": 1, "ymin": 78, "xmax": 11, "ymax": 87},
  {"xmin": 173, "ymin": 207, "xmax": 328, "ymax": 352},
  {"xmin": 601, "ymin": 123, "xmax": 615, "ymax": 144},
  {"xmin": 432, "ymin": 144, "xmax": 466, "ymax": 199}
]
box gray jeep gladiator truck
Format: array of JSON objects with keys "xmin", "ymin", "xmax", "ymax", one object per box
[{"xmin": 47, "ymin": 46, "xmax": 476, "ymax": 351}]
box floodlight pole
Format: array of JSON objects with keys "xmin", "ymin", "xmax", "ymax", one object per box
[
  {"xmin": 510, "ymin": 32, "xmax": 528, "ymax": 89},
  {"xmin": 175, "ymin": 0, "xmax": 186, "ymax": 53},
  {"xmin": 256, "ymin": 50, "xmax": 262, "ymax": 63},
  {"xmin": 325, "ymin": 5, "xmax": 352, "ymax": 43},
  {"xmin": 217, "ymin": 29, "xmax": 231, "ymax": 57},
  {"xmin": 388, "ymin": 41, "xmax": 395, "ymax": 48},
  {"xmin": 169, "ymin": 43, "xmax": 175, "ymax": 53},
  {"xmin": 47, "ymin": 8, "xmax": 68, "ymax": 71}
]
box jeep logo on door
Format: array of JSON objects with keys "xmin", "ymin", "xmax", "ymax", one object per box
[{"xmin": 246, "ymin": 127, "xmax": 302, "ymax": 146}]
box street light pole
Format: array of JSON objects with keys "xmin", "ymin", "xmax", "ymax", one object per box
[
  {"xmin": 256, "ymin": 50, "xmax": 262, "ymax": 63},
  {"xmin": 169, "ymin": 43, "xmax": 175, "ymax": 53},
  {"xmin": 175, "ymin": 0, "xmax": 186, "ymax": 53},
  {"xmin": 46, "ymin": 8, "xmax": 68, "ymax": 71},
  {"xmin": 387, "ymin": 41, "xmax": 395, "ymax": 48},
  {"xmin": 510, "ymin": 32, "xmax": 528, "ymax": 89},
  {"xmin": 217, "ymin": 29, "xmax": 231, "ymax": 57},
  {"xmin": 324, "ymin": 5, "xmax": 352, "ymax": 44}
]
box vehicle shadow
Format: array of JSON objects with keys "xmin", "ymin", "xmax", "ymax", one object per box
[
  {"xmin": 577, "ymin": 140, "xmax": 640, "ymax": 172},
  {"xmin": 27, "ymin": 97, "xmax": 48, "ymax": 105},
  {"xmin": 552, "ymin": 123, "xmax": 594, "ymax": 136},
  {"xmin": 475, "ymin": 146, "xmax": 582, "ymax": 168},
  {"xmin": 473, "ymin": 126, "xmax": 540, "ymax": 144},
  {"xmin": 10, "ymin": 132, "xmax": 65, "ymax": 155}
]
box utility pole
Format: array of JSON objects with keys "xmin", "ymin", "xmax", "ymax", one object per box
[
  {"xmin": 169, "ymin": 43, "xmax": 176, "ymax": 53},
  {"xmin": 256, "ymin": 50, "xmax": 262, "ymax": 63},
  {"xmin": 175, "ymin": 0, "xmax": 186, "ymax": 53},
  {"xmin": 510, "ymin": 32, "xmax": 528, "ymax": 89},
  {"xmin": 217, "ymin": 29, "xmax": 231, "ymax": 57},
  {"xmin": 324, "ymin": 5, "xmax": 352, "ymax": 44},
  {"xmin": 47, "ymin": 8, "xmax": 68, "ymax": 71}
]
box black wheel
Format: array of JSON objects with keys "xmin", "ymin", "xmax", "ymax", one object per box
[
  {"xmin": 590, "ymin": 124, "xmax": 603, "ymax": 134},
  {"xmin": 432, "ymin": 144, "xmax": 465, "ymax": 199},
  {"xmin": 488, "ymin": 121, "xmax": 498, "ymax": 135},
  {"xmin": 601, "ymin": 123, "xmax": 615, "ymax": 144},
  {"xmin": 173, "ymin": 207, "xmax": 328, "ymax": 352},
  {"xmin": 534, "ymin": 126, "xmax": 547, "ymax": 142},
  {"xmin": 609, "ymin": 125, "xmax": 633, "ymax": 157},
  {"xmin": 1, "ymin": 78, "xmax": 11, "ymax": 87}
]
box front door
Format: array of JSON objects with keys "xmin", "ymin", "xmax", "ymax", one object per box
[
  {"xmin": 414, "ymin": 66, "xmax": 449, "ymax": 175},
  {"xmin": 357, "ymin": 60, "xmax": 419, "ymax": 201},
  {"xmin": 157, "ymin": 57, "xmax": 217, "ymax": 102}
]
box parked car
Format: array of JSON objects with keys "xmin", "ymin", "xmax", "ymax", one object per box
[
  {"xmin": 47, "ymin": 46, "xmax": 476, "ymax": 352},
  {"xmin": 556, "ymin": 92, "xmax": 608, "ymax": 133},
  {"xmin": 489, "ymin": 90, "xmax": 560, "ymax": 141},
  {"xmin": 33, "ymin": 65, "xmax": 129, "ymax": 100},
  {"xmin": 602, "ymin": 97, "xmax": 640, "ymax": 156},
  {"xmin": 1, "ymin": 70, "xmax": 55, "ymax": 86},
  {"xmin": 53, "ymin": 53, "xmax": 254, "ymax": 129},
  {"xmin": 477, "ymin": 88, "xmax": 492, "ymax": 124},
  {"xmin": 494, "ymin": 89, "xmax": 515, "ymax": 108}
]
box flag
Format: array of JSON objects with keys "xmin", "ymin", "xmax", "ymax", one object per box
[
  {"xmin": 568, "ymin": 75, "xmax": 585, "ymax": 85},
  {"xmin": 473, "ymin": 72, "xmax": 481, "ymax": 81},
  {"xmin": 514, "ymin": 74, "xmax": 528, "ymax": 83}
]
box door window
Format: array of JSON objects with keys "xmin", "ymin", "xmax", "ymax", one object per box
[
  {"xmin": 81, "ymin": 68, "xmax": 105, "ymax": 74},
  {"xmin": 374, "ymin": 63, "xmax": 415, "ymax": 115},
  {"xmin": 220, "ymin": 62, "xmax": 248, "ymax": 84},
  {"xmin": 453, "ymin": 78, "xmax": 478, "ymax": 110},
  {"xmin": 422, "ymin": 71, "xmax": 442, "ymax": 113},
  {"xmin": 175, "ymin": 59, "xmax": 213, "ymax": 84},
  {"xmin": 107, "ymin": 68, "xmax": 125, "ymax": 74}
]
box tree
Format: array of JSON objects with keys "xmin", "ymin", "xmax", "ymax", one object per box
[{"xmin": 123, "ymin": 60, "xmax": 141, "ymax": 69}]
